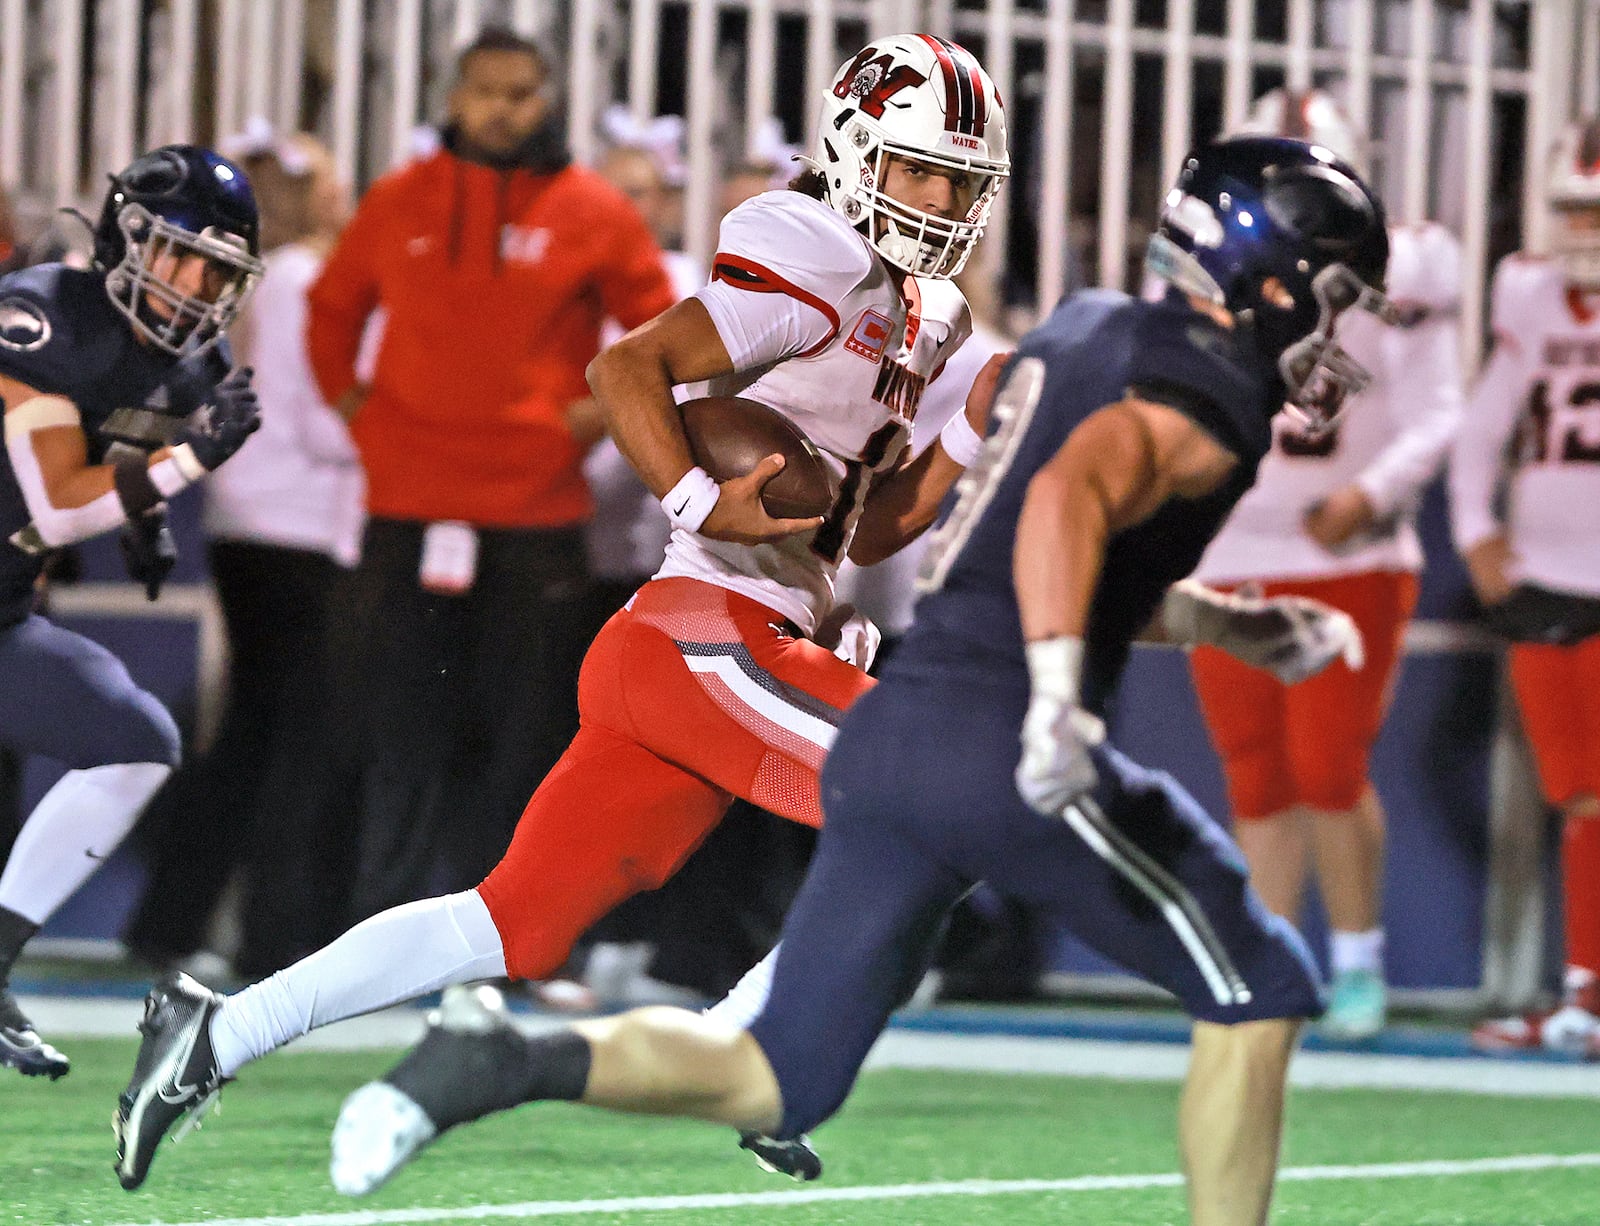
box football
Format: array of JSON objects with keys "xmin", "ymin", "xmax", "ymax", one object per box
[{"xmin": 678, "ymin": 395, "xmax": 839, "ymax": 519}]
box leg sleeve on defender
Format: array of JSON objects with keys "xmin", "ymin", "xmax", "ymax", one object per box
[{"xmin": 0, "ymin": 761, "xmax": 171, "ymax": 924}]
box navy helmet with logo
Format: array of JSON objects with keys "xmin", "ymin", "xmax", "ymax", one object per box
[
  {"xmin": 93, "ymin": 144, "xmax": 264, "ymax": 356},
  {"xmin": 1144, "ymin": 135, "xmax": 1392, "ymax": 434}
]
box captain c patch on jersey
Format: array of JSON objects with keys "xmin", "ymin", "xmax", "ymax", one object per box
[
  {"xmin": 0, "ymin": 296, "xmax": 50, "ymax": 353},
  {"xmin": 845, "ymin": 309, "xmax": 894, "ymax": 362}
]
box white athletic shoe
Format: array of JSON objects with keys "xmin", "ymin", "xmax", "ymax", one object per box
[
  {"xmin": 330, "ymin": 1081, "xmax": 438, "ymax": 1197},
  {"xmin": 330, "ymin": 984, "xmax": 521, "ymax": 1196}
]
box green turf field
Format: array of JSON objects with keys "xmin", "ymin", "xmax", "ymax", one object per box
[{"xmin": 2, "ymin": 1038, "xmax": 1597, "ymax": 1225}]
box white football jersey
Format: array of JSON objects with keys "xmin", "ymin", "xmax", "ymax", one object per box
[
  {"xmin": 656, "ymin": 191, "xmax": 972, "ymax": 635},
  {"xmin": 1450, "ymin": 254, "xmax": 1600, "ymax": 596},
  {"xmin": 1196, "ymin": 224, "xmax": 1465, "ymax": 584},
  {"xmin": 834, "ymin": 323, "xmax": 1008, "ymax": 636}
]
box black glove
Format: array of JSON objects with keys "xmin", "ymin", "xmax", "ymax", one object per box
[
  {"xmin": 175, "ymin": 366, "xmax": 260, "ymax": 471},
  {"xmin": 119, "ymin": 510, "xmax": 177, "ymax": 602},
  {"xmin": 1483, "ymin": 584, "xmax": 1600, "ymax": 647}
]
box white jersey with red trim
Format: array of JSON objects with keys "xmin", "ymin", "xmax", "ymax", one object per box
[
  {"xmin": 834, "ymin": 322, "xmax": 1007, "ymax": 636},
  {"xmin": 1196, "ymin": 224, "xmax": 1465, "ymax": 583},
  {"xmin": 656, "ymin": 190, "xmax": 971, "ymax": 635},
  {"xmin": 1450, "ymin": 254, "xmax": 1600, "ymax": 596}
]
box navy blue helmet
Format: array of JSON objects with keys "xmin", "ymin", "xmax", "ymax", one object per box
[
  {"xmin": 93, "ymin": 144, "xmax": 264, "ymax": 356},
  {"xmin": 1145, "ymin": 135, "xmax": 1392, "ymax": 433}
]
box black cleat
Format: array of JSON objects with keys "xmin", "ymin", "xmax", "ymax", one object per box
[
  {"xmin": 113, "ymin": 973, "xmax": 226, "ymax": 1190},
  {"xmin": 739, "ymin": 1130, "xmax": 823, "ymax": 1181},
  {"xmin": 331, "ymin": 984, "xmax": 525, "ymax": 1196},
  {"xmin": 0, "ymin": 984, "xmax": 69, "ymax": 1079}
]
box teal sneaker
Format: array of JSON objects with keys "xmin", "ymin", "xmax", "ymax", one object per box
[{"xmin": 1321, "ymin": 968, "xmax": 1387, "ymax": 1041}]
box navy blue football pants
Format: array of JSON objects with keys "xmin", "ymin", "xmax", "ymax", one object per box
[
  {"xmin": 0, "ymin": 614, "xmax": 179, "ymax": 768},
  {"xmin": 747, "ymin": 671, "xmax": 1323, "ymax": 1140}
]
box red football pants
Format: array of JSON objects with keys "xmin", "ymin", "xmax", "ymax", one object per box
[
  {"xmin": 1508, "ymin": 635, "xmax": 1600, "ymax": 976},
  {"xmin": 1190, "ymin": 570, "xmax": 1418, "ymax": 819},
  {"xmin": 478, "ymin": 578, "xmax": 875, "ymax": 981}
]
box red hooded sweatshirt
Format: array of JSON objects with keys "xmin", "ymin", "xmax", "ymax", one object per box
[{"xmin": 307, "ymin": 144, "xmax": 677, "ymax": 528}]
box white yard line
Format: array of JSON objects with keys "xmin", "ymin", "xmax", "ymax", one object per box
[
  {"xmin": 31, "ymin": 995, "xmax": 1600, "ymax": 1098},
  {"xmin": 102, "ymin": 1152, "xmax": 1600, "ymax": 1226}
]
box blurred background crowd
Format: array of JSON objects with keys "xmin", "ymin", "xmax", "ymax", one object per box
[{"xmin": 2, "ymin": 0, "xmax": 1598, "ymax": 1050}]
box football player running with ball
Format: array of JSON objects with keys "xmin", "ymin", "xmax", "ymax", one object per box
[
  {"xmin": 328, "ymin": 136, "xmax": 1387, "ymax": 1226},
  {"xmin": 114, "ymin": 32, "xmax": 1009, "ymax": 1190}
]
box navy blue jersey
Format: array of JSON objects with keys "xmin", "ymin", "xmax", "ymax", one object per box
[
  {"xmin": 897, "ymin": 290, "xmax": 1276, "ymax": 712},
  {"xmin": 0, "ymin": 264, "xmax": 228, "ymax": 622}
]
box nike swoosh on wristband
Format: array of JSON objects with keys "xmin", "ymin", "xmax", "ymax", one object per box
[{"xmin": 673, "ymin": 497, "xmax": 691, "ymax": 515}]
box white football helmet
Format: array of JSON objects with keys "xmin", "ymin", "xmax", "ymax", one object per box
[
  {"xmin": 1548, "ymin": 117, "xmax": 1600, "ymax": 288},
  {"xmin": 807, "ymin": 34, "xmax": 1009, "ymax": 279},
  {"xmin": 1234, "ymin": 87, "xmax": 1367, "ymax": 175}
]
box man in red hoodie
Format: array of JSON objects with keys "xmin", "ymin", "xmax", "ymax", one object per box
[{"xmin": 304, "ymin": 28, "xmax": 677, "ymax": 916}]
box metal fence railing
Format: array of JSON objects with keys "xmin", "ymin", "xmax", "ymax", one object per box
[{"xmin": 4, "ymin": 1, "xmax": 1599, "ymax": 354}]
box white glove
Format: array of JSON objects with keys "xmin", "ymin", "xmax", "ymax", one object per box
[
  {"xmin": 813, "ymin": 602, "xmax": 881, "ymax": 672},
  {"xmin": 1015, "ymin": 638, "xmax": 1107, "ymax": 816},
  {"xmin": 1162, "ymin": 580, "xmax": 1365, "ymax": 685}
]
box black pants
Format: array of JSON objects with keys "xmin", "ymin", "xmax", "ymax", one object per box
[
  {"xmin": 125, "ymin": 540, "xmax": 349, "ymax": 974},
  {"xmin": 342, "ymin": 518, "xmax": 589, "ymax": 920}
]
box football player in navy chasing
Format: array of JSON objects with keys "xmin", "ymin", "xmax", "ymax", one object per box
[
  {"xmin": 323, "ymin": 136, "xmax": 1385, "ymax": 1226},
  {"xmin": 0, "ymin": 145, "xmax": 262, "ymax": 1078}
]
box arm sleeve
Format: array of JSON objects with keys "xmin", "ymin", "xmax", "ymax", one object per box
[
  {"xmin": 305, "ymin": 186, "xmax": 387, "ymax": 405},
  {"xmin": 1357, "ymin": 226, "xmax": 1465, "ymax": 513},
  {"xmin": 691, "ymin": 194, "xmax": 868, "ymax": 371},
  {"xmin": 1449, "ymin": 259, "xmax": 1535, "ymax": 553},
  {"xmin": 595, "ymin": 192, "xmax": 679, "ymax": 332},
  {"xmin": 1356, "ymin": 322, "xmax": 1464, "ymax": 514}
]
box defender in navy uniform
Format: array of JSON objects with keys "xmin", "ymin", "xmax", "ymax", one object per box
[
  {"xmin": 296, "ymin": 140, "xmax": 1382, "ymax": 1223},
  {"xmin": 0, "ymin": 146, "xmax": 262, "ymax": 1077}
]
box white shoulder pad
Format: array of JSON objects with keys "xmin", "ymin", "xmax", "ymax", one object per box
[
  {"xmin": 1386, "ymin": 223, "xmax": 1462, "ymax": 311},
  {"xmin": 711, "ymin": 192, "xmax": 874, "ymax": 306},
  {"xmin": 1488, "ymin": 253, "xmax": 1561, "ymax": 339},
  {"xmin": 918, "ymin": 279, "xmax": 973, "ymax": 358}
]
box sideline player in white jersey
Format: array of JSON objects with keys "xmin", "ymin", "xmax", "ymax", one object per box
[
  {"xmin": 112, "ymin": 32, "xmax": 1015, "ymax": 1191},
  {"xmin": 1454, "ymin": 117, "xmax": 1600, "ymax": 1057},
  {"xmin": 1188, "ymin": 89, "xmax": 1464, "ymax": 1040}
]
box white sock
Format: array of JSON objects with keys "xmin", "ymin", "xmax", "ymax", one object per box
[
  {"xmin": 208, "ymin": 889, "xmax": 506, "ymax": 1078},
  {"xmin": 1329, "ymin": 927, "xmax": 1384, "ymax": 977},
  {"xmin": 0, "ymin": 762, "xmax": 171, "ymax": 924},
  {"xmin": 704, "ymin": 943, "xmax": 780, "ymax": 1030}
]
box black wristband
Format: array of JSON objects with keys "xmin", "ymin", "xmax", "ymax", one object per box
[{"xmin": 113, "ymin": 457, "xmax": 164, "ymax": 519}]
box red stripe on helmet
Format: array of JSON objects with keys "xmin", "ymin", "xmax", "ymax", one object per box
[
  {"xmin": 917, "ymin": 33, "xmax": 963, "ymax": 133},
  {"xmin": 946, "ymin": 39, "xmax": 989, "ymax": 139}
]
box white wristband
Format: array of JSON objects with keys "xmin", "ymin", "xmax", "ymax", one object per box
[
  {"xmin": 939, "ymin": 412, "xmax": 985, "ymax": 467},
  {"xmin": 1024, "ymin": 636, "xmax": 1086, "ymax": 704},
  {"xmin": 149, "ymin": 444, "xmax": 206, "ymax": 498},
  {"xmin": 934, "ymin": 412, "xmax": 985, "ymax": 470},
  {"xmin": 661, "ymin": 465, "xmax": 721, "ymax": 533}
]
